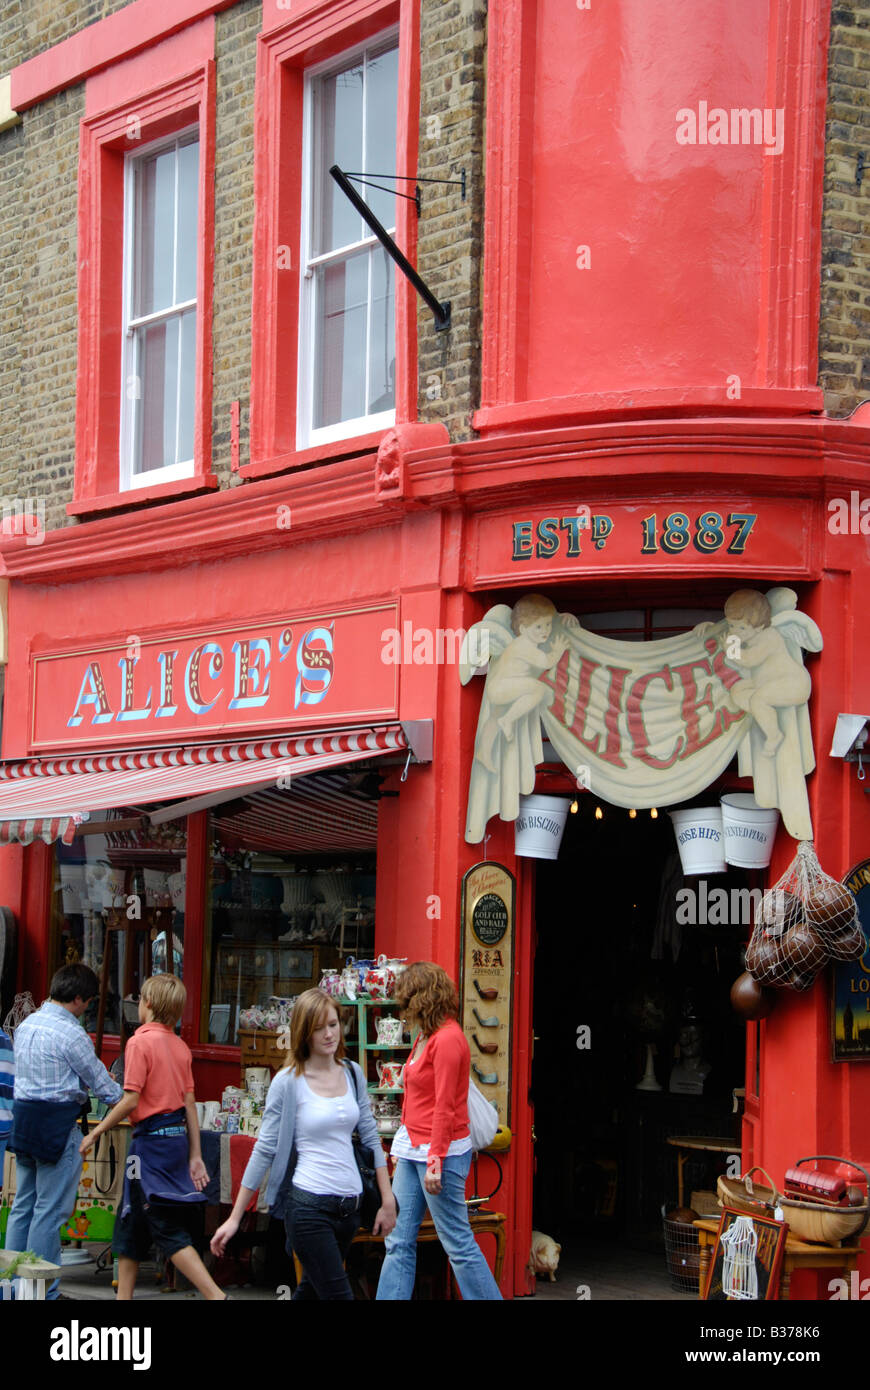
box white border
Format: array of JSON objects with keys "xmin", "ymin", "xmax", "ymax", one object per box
[
  {"xmin": 297, "ymin": 28, "xmax": 399, "ymax": 451},
  {"xmin": 120, "ymin": 125, "xmax": 199, "ymax": 491}
]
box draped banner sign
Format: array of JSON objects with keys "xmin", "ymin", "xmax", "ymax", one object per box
[{"xmin": 460, "ymin": 588, "xmax": 822, "ymax": 845}]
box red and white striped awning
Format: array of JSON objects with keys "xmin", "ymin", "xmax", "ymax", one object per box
[
  {"xmin": 0, "ymin": 816, "xmax": 83, "ymax": 847},
  {"xmin": 0, "ymin": 726, "xmax": 408, "ymax": 844}
]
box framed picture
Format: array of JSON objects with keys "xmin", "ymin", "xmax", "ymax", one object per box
[
  {"xmin": 832, "ymin": 859, "xmax": 870, "ymax": 1062},
  {"xmin": 279, "ymin": 948, "xmax": 314, "ymax": 980},
  {"xmin": 702, "ymin": 1207, "xmax": 788, "ymax": 1301}
]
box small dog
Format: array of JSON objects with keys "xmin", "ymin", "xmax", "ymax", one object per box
[{"xmin": 529, "ymin": 1230, "xmax": 562, "ymax": 1282}]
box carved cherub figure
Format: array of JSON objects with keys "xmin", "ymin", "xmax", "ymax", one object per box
[
  {"xmin": 723, "ymin": 589, "xmax": 816, "ymax": 756},
  {"xmin": 472, "ymin": 594, "xmax": 571, "ymax": 772}
]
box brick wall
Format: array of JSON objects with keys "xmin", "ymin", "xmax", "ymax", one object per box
[
  {"xmin": 2, "ymin": 0, "xmax": 133, "ymax": 69},
  {"xmin": 0, "ymin": 0, "xmax": 261, "ymax": 527},
  {"xmin": 414, "ymin": 0, "xmax": 486, "ymax": 440},
  {"xmin": 0, "ymin": 0, "xmax": 132, "ymax": 530},
  {"xmin": 818, "ymin": 3, "xmax": 870, "ymax": 416},
  {"xmin": 0, "ymin": 82, "xmax": 83, "ymax": 532},
  {"xmin": 211, "ymin": 0, "xmax": 260, "ymax": 485},
  {"xmin": 0, "ymin": 3, "xmax": 26, "ymax": 509}
]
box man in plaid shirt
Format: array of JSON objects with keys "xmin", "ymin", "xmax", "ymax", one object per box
[
  {"xmin": 6, "ymin": 963, "xmax": 121, "ymax": 1297},
  {"xmin": 0, "ymin": 1024, "xmax": 12, "ymax": 1195}
]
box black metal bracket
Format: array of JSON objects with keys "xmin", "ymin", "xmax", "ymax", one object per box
[
  {"xmin": 330, "ymin": 165, "xmax": 452, "ymax": 331},
  {"xmin": 341, "ymin": 170, "xmax": 466, "ymax": 217},
  {"xmin": 857, "ymin": 151, "xmax": 865, "ymax": 190}
]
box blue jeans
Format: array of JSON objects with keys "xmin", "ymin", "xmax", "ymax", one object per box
[
  {"xmin": 285, "ymin": 1186, "xmax": 361, "ymax": 1301},
  {"xmin": 376, "ymin": 1153, "xmax": 503, "ymax": 1301},
  {"xmin": 5, "ymin": 1125, "xmax": 82, "ymax": 1299}
]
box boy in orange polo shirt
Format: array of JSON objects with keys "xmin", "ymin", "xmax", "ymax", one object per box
[{"xmin": 81, "ymin": 974, "xmax": 227, "ymax": 1301}]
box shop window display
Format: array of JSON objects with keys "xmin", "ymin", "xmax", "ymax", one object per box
[
  {"xmin": 205, "ymin": 823, "xmax": 375, "ymax": 1045},
  {"xmin": 52, "ymin": 811, "xmax": 186, "ymax": 1037}
]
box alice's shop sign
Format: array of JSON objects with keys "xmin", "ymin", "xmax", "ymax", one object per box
[{"xmin": 30, "ymin": 605, "xmax": 397, "ymax": 752}]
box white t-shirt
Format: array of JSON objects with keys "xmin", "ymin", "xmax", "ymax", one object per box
[
  {"xmin": 390, "ymin": 1125, "xmax": 472, "ymax": 1162},
  {"xmin": 291, "ymin": 1073, "xmax": 362, "ymax": 1197}
]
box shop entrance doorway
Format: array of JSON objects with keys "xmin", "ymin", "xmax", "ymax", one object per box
[{"xmin": 530, "ymin": 798, "xmax": 747, "ymax": 1299}]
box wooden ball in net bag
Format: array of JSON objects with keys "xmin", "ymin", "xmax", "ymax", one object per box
[
  {"xmin": 805, "ymin": 880, "xmax": 857, "ymax": 938},
  {"xmin": 756, "ymin": 888, "xmax": 803, "ymax": 936},
  {"xmin": 827, "ymin": 919, "xmax": 867, "ymax": 962},
  {"xmin": 780, "ymin": 921, "xmax": 828, "ymax": 990},
  {"xmin": 745, "ymin": 932, "xmax": 792, "ymax": 987},
  {"xmin": 730, "ymin": 972, "xmax": 776, "ymax": 1019}
]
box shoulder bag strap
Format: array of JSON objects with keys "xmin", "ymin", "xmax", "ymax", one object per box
[{"xmin": 343, "ymin": 1057, "xmax": 365, "ymax": 1106}]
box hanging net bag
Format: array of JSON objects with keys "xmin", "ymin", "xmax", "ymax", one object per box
[{"xmin": 745, "ymin": 842, "xmax": 866, "ymax": 992}]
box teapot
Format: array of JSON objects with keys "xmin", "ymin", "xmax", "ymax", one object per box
[
  {"xmin": 320, "ymin": 968, "xmax": 342, "ymax": 998},
  {"xmin": 376, "ymin": 1060, "xmax": 405, "ymax": 1090},
  {"xmin": 375, "ymin": 1016, "xmax": 403, "ymax": 1046},
  {"xmin": 365, "ymin": 954, "xmax": 396, "ymax": 1000}
]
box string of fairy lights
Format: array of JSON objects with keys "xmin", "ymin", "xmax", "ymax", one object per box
[{"xmin": 568, "ymin": 800, "xmax": 659, "ymax": 821}]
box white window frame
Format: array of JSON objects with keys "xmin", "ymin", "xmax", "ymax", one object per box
[
  {"xmin": 297, "ymin": 31, "xmax": 399, "ymax": 450},
  {"xmin": 120, "ymin": 126, "xmax": 199, "ymax": 491}
]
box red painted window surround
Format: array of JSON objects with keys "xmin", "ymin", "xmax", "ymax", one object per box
[
  {"xmin": 474, "ymin": 0, "xmax": 828, "ymax": 437},
  {"xmin": 9, "ymin": 0, "xmax": 235, "ymax": 112},
  {"xmin": 71, "ymin": 26, "xmax": 217, "ymax": 518},
  {"xmin": 245, "ymin": 0, "xmax": 420, "ymax": 481}
]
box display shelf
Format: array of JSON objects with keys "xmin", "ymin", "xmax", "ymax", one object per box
[
  {"xmin": 341, "ymin": 995, "xmax": 408, "ymax": 1147},
  {"xmin": 211, "ymin": 942, "xmax": 341, "ymax": 1043},
  {"xmin": 338, "ymin": 996, "xmax": 399, "ymax": 1008}
]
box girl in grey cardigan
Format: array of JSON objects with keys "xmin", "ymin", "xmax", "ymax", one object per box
[{"xmin": 210, "ymin": 990, "xmax": 395, "ymax": 1299}]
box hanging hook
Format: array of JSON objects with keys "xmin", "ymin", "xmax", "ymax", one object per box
[
  {"xmin": 400, "ymin": 750, "xmax": 412, "ymax": 783},
  {"xmin": 858, "ymin": 752, "xmax": 866, "ymax": 783},
  {"xmin": 483, "ymin": 833, "xmax": 491, "ymax": 863}
]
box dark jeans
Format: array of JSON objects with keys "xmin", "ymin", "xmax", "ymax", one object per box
[{"xmin": 284, "ymin": 1186, "xmax": 361, "ymax": 1301}]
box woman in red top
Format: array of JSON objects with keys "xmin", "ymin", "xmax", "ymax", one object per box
[{"xmin": 376, "ymin": 962, "xmax": 502, "ymax": 1300}]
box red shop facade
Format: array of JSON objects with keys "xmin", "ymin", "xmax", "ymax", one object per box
[
  {"xmin": 1, "ymin": 0, "xmax": 870, "ymax": 1302},
  {"xmin": 2, "ymin": 419, "xmax": 870, "ymax": 1299}
]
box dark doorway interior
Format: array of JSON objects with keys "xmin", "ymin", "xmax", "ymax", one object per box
[{"xmin": 531, "ymin": 799, "xmax": 747, "ymax": 1286}]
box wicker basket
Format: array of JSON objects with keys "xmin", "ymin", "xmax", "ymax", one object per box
[
  {"xmin": 779, "ymin": 1156, "xmax": 870, "ymax": 1246},
  {"xmin": 716, "ymin": 1165, "xmax": 780, "ymax": 1219}
]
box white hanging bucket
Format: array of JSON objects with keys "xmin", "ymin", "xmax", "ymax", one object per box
[
  {"xmin": 669, "ymin": 807, "xmax": 726, "ymax": 875},
  {"xmin": 514, "ymin": 795, "xmax": 572, "ymax": 861},
  {"xmin": 720, "ymin": 793, "xmax": 779, "ymax": 869}
]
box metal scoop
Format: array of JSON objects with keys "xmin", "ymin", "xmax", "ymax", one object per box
[
  {"xmin": 472, "ymin": 1063, "xmax": 499, "ymax": 1085},
  {"xmin": 473, "ymin": 1006, "xmax": 499, "ymax": 1029}
]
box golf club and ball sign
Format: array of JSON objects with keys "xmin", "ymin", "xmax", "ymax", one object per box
[{"xmin": 459, "ymin": 862, "xmax": 515, "ymax": 1128}]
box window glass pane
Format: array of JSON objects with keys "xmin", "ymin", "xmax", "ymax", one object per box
[
  {"xmin": 652, "ymin": 609, "xmax": 722, "ymax": 630},
  {"xmin": 175, "ymin": 138, "xmax": 199, "ymax": 303},
  {"xmin": 205, "ymin": 820, "xmax": 376, "ymax": 1046},
  {"xmin": 52, "ymin": 814, "xmax": 187, "ymax": 1041},
  {"xmin": 136, "ymin": 318, "xmax": 180, "ymax": 473},
  {"xmin": 580, "ymin": 611, "xmax": 645, "ymax": 632},
  {"xmin": 313, "ymin": 251, "xmax": 368, "ymax": 427},
  {"xmin": 364, "ymin": 44, "xmax": 399, "ymax": 229},
  {"xmin": 368, "ymin": 247, "xmax": 395, "ymax": 414},
  {"xmin": 314, "ymin": 61, "xmax": 364, "ymax": 256},
  {"xmin": 134, "ymin": 146, "xmax": 175, "ymax": 317},
  {"xmin": 178, "ymin": 308, "xmax": 197, "ymax": 463}
]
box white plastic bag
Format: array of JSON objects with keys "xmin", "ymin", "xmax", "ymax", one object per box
[{"xmin": 467, "ymin": 1080, "xmax": 499, "ymax": 1151}]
